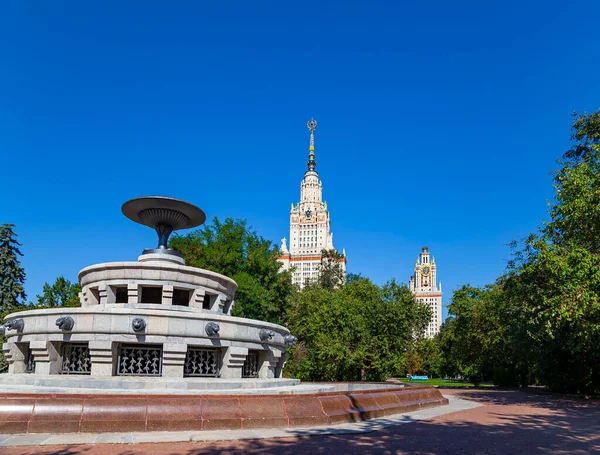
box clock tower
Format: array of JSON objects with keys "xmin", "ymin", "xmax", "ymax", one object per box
[
  {"xmin": 409, "ymin": 247, "xmax": 443, "ymax": 338},
  {"xmin": 277, "ymin": 119, "xmax": 346, "ymax": 288}
]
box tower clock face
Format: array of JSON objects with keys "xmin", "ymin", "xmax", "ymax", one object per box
[
  {"xmin": 305, "ymin": 209, "xmax": 312, "ymax": 219},
  {"xmin": 422, "ymin": 266, "xmax": 431, "ymax": 276}
]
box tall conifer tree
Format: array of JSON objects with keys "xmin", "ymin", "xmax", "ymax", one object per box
[{"xmin": 0, "ymin": 224, "xmax": 27, "ymax": 311}]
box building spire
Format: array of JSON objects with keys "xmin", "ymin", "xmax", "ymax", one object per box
[{"xmin": 306, "ymin": 118, "xmax": 317, "ymax": 172}]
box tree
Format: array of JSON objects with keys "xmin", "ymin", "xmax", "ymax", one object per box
[
  {"xmin": 345, "ymin": 272, "xmax": 364, "ymax": 285},
  {"xmin": 285, "ymin": 278, "xmax": 430, "ymax": 381},
  {"xmin": 509, "ymin": 110, "xmax": 600, "ymax": 394},
  {"xmin": 505, "ymin": 241, "xmax": 600, "ymax": 394},
  {"xmin": 544, "ymin": 111, "xmax": 600, "ymax": 253},
  {"xmin": 438, "ymin": 281, "xmax": 530, "ymax": 386},
  {"xmin": 36, "ymin": 276, "xmax": 81, "ymax": 308},
  {"xmin": 170, "ymin": 217, "xmax": 294, "ymax": 325},
  {"xmin": 404, "ymin": 350, "xmax": 423, "ymax": 376},
  {"xmin": 416, "ymin": 337, "xmax": 443, "ymax": 378},
  {"xmin": 440, "ymin": 110, "xmax": 600, "ymax": 394},
  {"xmin": 316, "ymin": 249, "xmax": 345, "ymax": 289},
  {"xmin": 0, "ymin": 224, "xmax": 27, "ymax": 311}
]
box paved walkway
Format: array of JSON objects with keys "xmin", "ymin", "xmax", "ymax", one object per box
[{"xmin": 2, "ymin": 390, "xmax": 600, "ymax": 454}]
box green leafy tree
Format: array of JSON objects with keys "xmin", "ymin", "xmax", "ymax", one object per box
[
  {"xmin": 439, "ymin": 110, "xmax": 600, "ymax": 394},
  {"xmin": 506, "ymin": 241, "xmax": 600, "ymax": 394},
  {"xmin": 316, "ymin": 249, "xmax": 346, "ymax": 289},
  {"xmin": 508, "ymin": 110, "xmax": 600, "ymax": 393},
  {"xmin": 438, "ymin": 281, "xmax": 530, "ymax": 386},
  {"xmin": 415, "ymin": 337, "xmax": 443, "ymax": 378},
  {"xmin": 170, "ymin": 217, "xmax": 293, "ymax": 325},
  {"xmin": 0, "ymin": 224, "xmax": 27, "ymax": 311},
  {"xmin": 36, "ymin": 276, "xmax": 82, "ymax": 308},
  {"xmin": 404, "ymin": 349, "xmax": 423, "ymax": 376},
  {"xmin": 286, "ymin": 278, "xmax": 430, "ymax": 381},
  {"xmin": 440, "ymin": 284, "xmax": 493, "ymax": 383},
  {"xmin": 544, "ymin": 113, "xmax": 600, "ymax": 253},
  {"xmin": 345, "ymin": 272, "xmax": 364, "ymax": 285}
]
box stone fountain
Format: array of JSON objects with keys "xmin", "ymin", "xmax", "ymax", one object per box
[
  {"xmin": 1, "ymin": 196, "xmax": 296, "ymax": 386},
  {"xmin": 0, "ymin": 197, "xmax": 448, "ymax": 434}
]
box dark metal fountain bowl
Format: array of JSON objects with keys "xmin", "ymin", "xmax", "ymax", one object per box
[{"xmin": 122, "ymin": 196, "xmax": 206, "ymax": 230}]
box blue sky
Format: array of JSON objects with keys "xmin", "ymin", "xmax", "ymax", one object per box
[{"xmin": 1, "ymin": 1, "xmax": 599, "ymax": 318}]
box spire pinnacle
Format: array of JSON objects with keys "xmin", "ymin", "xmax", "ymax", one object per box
[{"xmin": 306, "ymin": 118, "xmax": 317, "ymax": 172}]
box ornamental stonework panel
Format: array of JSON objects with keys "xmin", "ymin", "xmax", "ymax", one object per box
[
  {"xmin": 184, "ymin": 347, "xmax": 220, "ymax": 377},
  {"xmin": 25, "ymin": 348, "xmax": 35, "ymax": 374},
  {"xmin": 242, "ymin": 351, "xmax": 259, "ymax": 378},
  {"xmin": 117, "ymin": 344, "xmax": 162, "ymax": 376},
  {"xmin": 60, "ymin": 343, "xmax": 91, "ymax": 375}
]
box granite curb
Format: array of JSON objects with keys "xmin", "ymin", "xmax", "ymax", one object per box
[{"xmin": 0, "ymin": 395, "xmax": 481, "ymax": 447}]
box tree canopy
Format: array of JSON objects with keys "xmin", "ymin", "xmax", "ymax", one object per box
[
  {"xmin": 426, "ymin": 109, "xmax": 600, "ymax": 394},
  {"xmin": 36, "ymin": 276, "xmax": 82, "ymax": 308},
  {"xmin": 286, "ymin": 277, "xmax": 430, "ymax": 381},
  {"xmin": 315, "ymin": 249, "xmax": 346, "ymax": 289},
  {"xmin": 170, "ymin": 217, "xmax": 294, "ymax": 325}
]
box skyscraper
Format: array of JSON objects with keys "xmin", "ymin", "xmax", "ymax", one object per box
[
  {"xmin": 277, "ymin": 119, "xmax": 346, "ymax": 288},
  {"xmin": 409, "ymin": 247, "xmax": 443, "ymax": 338}
]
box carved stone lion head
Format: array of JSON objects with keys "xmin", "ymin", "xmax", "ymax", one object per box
[
  {"xmin": 55, "ymin": 316, "xmax": 74, "ymax": 331},
  {"xmin": 132, "ymin": 318, "xmax": 146, "ymax": 332},
  {"xmin": 205, "ymin": 321, "xmax": 220, "ymax": 337},
  {"xmin": 284, "ymin": 334, "xmax": 298, "ymax": 347},
  {"xmin": 259, "ymin": 328, "xmax": 276, "ymax": 342}
]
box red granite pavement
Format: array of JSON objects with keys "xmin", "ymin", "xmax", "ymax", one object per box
[{"xmin": 4, "ymin": 389, "xmax": 600, "ymax": 455}]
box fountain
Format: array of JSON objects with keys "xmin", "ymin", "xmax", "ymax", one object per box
[{"xmin": 0, "ymin": 197, "xmax": 448, "ymax": 434}]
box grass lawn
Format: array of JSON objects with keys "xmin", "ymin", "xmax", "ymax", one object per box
[{"xmin": 396, "ymin": 377, "xmax": 495, "ymax": 388}]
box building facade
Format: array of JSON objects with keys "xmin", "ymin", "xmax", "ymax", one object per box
[
  {"xmin": 409, "ymin": 247, "xmax": 443, "ymax": 338},
  {"xmin": 277, "ymin": 119, "xmax": 346, "ymax": 288}
]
